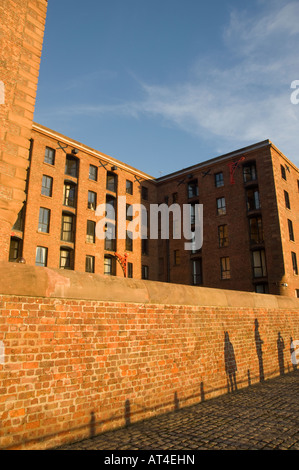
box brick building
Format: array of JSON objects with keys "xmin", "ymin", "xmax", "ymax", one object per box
[
  {"xmin": 155, "ymin": 140, "xmax": 299, "ymax": 298},
  {"xmin": 9, "ymin": 123, "xmax": 158, "ymax": 280},
  {"xmin": 7, "ymin": 122, "xmax": 299, "ymax": 298}
]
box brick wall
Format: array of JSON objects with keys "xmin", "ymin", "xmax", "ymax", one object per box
[
  {"xmin": 0, "ymin": 0, "xmax": 47, "ymax": 259},
  {"xmin": 0, "ymin": 262, "xmax": 299, "ymax": 449}
]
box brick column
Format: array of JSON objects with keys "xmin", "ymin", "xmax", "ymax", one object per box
[{"xmin": 0, "ymin": 0, "xmax": 47, "ymax": 261}]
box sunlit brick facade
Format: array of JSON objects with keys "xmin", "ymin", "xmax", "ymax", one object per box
[
  {"xmin": 9, "ymin": 123, "xmax": 158, "ymax": 281},
  {"xmin": 8, "ymin": 122, "xmax": 299, "ymax": 297}
]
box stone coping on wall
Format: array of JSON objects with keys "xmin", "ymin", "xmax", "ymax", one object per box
[{"xmin": 1, "ymin": 261, "xmax": 298, "ymax": 310}]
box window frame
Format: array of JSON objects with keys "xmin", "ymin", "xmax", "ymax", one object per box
[
  {"xmin": 65, "ymin": 154, "xmax": 79, "ymax": 178},
  {"xmin": 252, "ymin": 249, "xmax": 267, "ymax": 278},
  {"xmin": 220, "ymin": 256, "xmax": 231, "ymax": 280},
  {"xmin": 215, "ymin": 172, "xmax": 224, "ymax": 188},
  {"xmin": 61, "ymin": 212, "xmax": 75, "ymax": 242},
  {"xmin": 41, "ymin": 175, "xmax": 53, "ymax": 197},
  {"xmin": 85, "ymin": 255, "xmax": 95, "ymax": 273},
  {"xmin": 89, "ymin": 164, "xmax": 98, "ymax": 181},
  {"xmin": 106, "ymin": 171, "xmax": 117, "ymax": 193},
  {"xmin": 126, "ymin": 179, "xmax": 133, "ymax": 195},
  {"xmin": 38, "ymin": 207, "xmax": 50, "ymax": 233},
  {"xmin": 218, "ymin": 224, "xmax": 228, "ymax": 247},
  {"xmin": 44, "ymin": 146, "xmax": 55, "ymax": 165},
  {"xmin": 88, "ymin": 190, "xmax": 97, "ymax": 210},
  {"xmin": 86, "ymin": 220, "xmax": 96, "ymax": 244},
  {"xmin": 217, "ymin": 197, "xmax": 226, "ymax": 216},
  {"xmin": 35, "ymin": 246, "xmax": 48, "ymax": 267}
]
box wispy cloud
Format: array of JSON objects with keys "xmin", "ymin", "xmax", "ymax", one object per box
[
  {"xmin": 134, "ymin": 0, "xmax": 299, "ymax": 161},
  {"xmin": 47, "ymin": 1, "xmax": 299, "ymax": 165}
]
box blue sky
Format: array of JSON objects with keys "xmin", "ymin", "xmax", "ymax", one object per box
[{"xmin": 34, "ymin": 0, "xmax": 299, "ymax": 176}]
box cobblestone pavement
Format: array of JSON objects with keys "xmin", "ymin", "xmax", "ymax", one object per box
[{"xmin": 55, "ymin": 371, "xmax": 299, "ymax": 450}]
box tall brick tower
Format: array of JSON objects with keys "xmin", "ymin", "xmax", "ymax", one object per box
[{"xmin": 0, "ymin": 0, "xmax": 47, "ymax": 261}]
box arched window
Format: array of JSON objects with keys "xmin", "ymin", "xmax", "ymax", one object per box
[
  {"xmin": 63, "ymin": 181, "xmax": 77, "ymax": 208},
  {"xmin": 60, "ymin": 247, "xmax": 74, "ymax": 270},
  {"xmin": 61, "ymin": 212, "xmax": 76, "ymax": 242},
  {"xmin": 104, "ymin": 255, "xmax": 116, "ymax": 276},
  {"xmin": 65, "ymin": 154, "xmax": 79, "ymax": 178},
  {"xmin": 9, "ymin": 237, "xmax": 22, "ymax": 262}
]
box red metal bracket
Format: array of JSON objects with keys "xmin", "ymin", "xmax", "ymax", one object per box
[
  {"xmin": 114, "ymin": 252, "xmax": 128, "ymax": 277},
  {"xmin": 228, "ymin": 156, "xmax": 245, "ymax": 184}
]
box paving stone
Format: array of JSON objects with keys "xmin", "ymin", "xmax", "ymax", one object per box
[{"xmin": 54, "ymin": 371, "xmax": 299, "ymax": 451}]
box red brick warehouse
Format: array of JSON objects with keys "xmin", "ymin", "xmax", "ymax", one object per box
[{"xmin": 8, "ymin": 122, "xmax": 299, "ymax": 298}]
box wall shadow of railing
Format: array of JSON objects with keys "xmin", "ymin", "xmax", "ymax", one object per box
[{"xmin": 1, "ymin": 323, "xmax": 297, "ymax": 450}]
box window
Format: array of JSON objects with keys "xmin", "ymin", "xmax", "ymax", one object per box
[
  {"xmin": 38, "ymin": 208, "xmax": 50, "ymax": 233},
  {"xmin": 255, "ymin": 283, "xmax": 268, "ymax": 294},
  {"xmin": 60, "ymin": 248, "xmax": 74, "ymax": 270},
  {"xmin": 104, "ymin": 255, "xmax": 116, "ymax": 276},
  {"xmin": 86, "ymin": 255, "xmax": 95, "ymax": 273},
  {"xmin": 86, "ymin": 220, "xmax": 96, "ymax": 244},
  {"xmin": 35, "ymin": 246, "xmax": 48, "ymax": 267},
  {"xmin": 243, "ymin": 163, "xmax": 257, "ymax": 183},
  {"xmin": 106, "ymin": 195, "xmax": 116, "ymax": 220},
  {"xmin": 44, "ymin": 146, "xmax": 55, "ymax": 165},
  {"xmin": 61, "ymin": 213, "xmax": 75, "ymax": 242},
  {"xmin": 41, "ymin": 175, "xmax": 53, "ymax": 197},
  {"xmin": 65, "ymin": 155, "xmax": 79, "ymax": 178},
  {"xmin": 88, "ymin": 191, "xmax": 97, "ymax": 210},
  {"xmin": 65, "ymin": 155, "xmax": 78, "ymax": 178},
  {"xmin": 13, "ymin": 206, "xmax": 25, "ymax": 232},
  {"xmin": 142, "ymin": 265, "xmax": 149, "ymax": 280},
  {"xmin": 288, "ymin": 219, "xmax": 295, "ymax": 241},
  {"xmin": 89, "ymin": 165, "xmax": 98, "ymax": 181},
  {"xmin": 192, "ymin": 259, "xmax": 203, "ymax": 285},
  {"xmin": 104, "ymin": 223, "xmax": 116, "ymax": 251},
  {"xmin": 284, "ymin": 190, "xmax": 291, "ymax": 210},
  {"xmin": 142, "ymin": 238, "xmax": 148, "ymax": 255},
  {"xmin": 220, "ymin": 257, "xmax": 230, "ymax": 279},
  {"xmin": 296, "ymin": 289, "xmax": 299, "ymax": 298},
  {"xmin": 63, "ymin": 182, "xmax": 76, "ymax": 207},
  {"xmin": 249, "ymin": 217, "xmax": 264, "ymax": 244},
  {"xmin": 141, "ymin": 186, "xmax": 148, "ymax": 200},
  {"xmin": 127, "ymin": 262, "xmax": 133, "ymax": 278},
  {"xmin": 281, "ymin": 164, "xmax": 287, "ymax": 180},
  {"xmin": 217, "ymin": 197, "xmax": 226, "ymax": 215},
  {"xmin": 106, "ymin": 172, "xmax": 117, "ymax": 192},
  {"xmin": 291, "ymin": 252, "xmax": 298, "ymax": 275},
  {"xmin": 218, "ymin": 225, "xmax": 228, "ymax": 247},
  {"xmin": 126, "ymin": 204, "xmax": 133, "ymax": 221},
  {"xmin": 174, "ymin": 250, "xmax": 180, "ymax": 266},
  {"xmin": 126, "ymin": 231, "xmax": 133, "ymax": 251},
  {"xmin": 187, "ymin": 180, "xmax": 198, "ymax": 199},
  {"xmin": 246, "ymin": 188, "xmax": 260, "ymax": 211},
  {"xmin": 9, "ymin": 237, "xmax": 22, "ymax": 262},
  {"xmin": 215, "ymin": 172, "xmax": 224, "ymax": 188},
  {"xmin": 126, "ymin": 180, "xmax": 133, "ymax": 195},
  {"xmin": 190, "ymin": 203, "xmax": 198, "ymax": 225},
  {"xmin": 252, "ymin": 250, "xmax": 267, "ymax": 278},
  {"xmin": 172, "ymin": 192, "xmax": 178, "ymax": 203}
]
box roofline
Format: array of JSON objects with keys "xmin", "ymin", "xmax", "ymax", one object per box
[
  {"xmin": 155, "ymin": 140, "xmax": 271, "ymax": 183},
  {"xmin": 32, "ymin": 122, "xmax": 155, "ymax": 182},
  {"xmin": 32, "ymin": 124, "xmax": 299, "ymax": 185}
]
